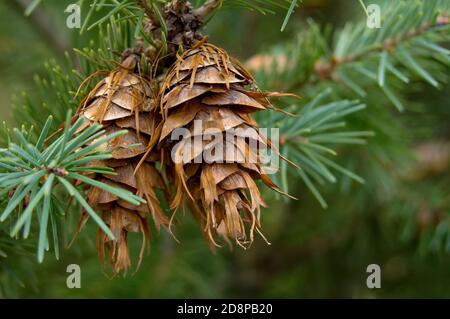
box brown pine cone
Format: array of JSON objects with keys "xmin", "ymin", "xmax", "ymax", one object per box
[
  {"xmin": 76, "ymin": 53, "xmax": 169, "ymax": 273},
  {"xmin": 158, "ymin": 43, "xmax": 287, "ymax": 248}
]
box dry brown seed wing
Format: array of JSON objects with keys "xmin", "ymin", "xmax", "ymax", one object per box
[
  {"xmin": 160, "ymin": 102, "xmax": 203, "ymax": 141},
  {"xmin": 210, "ymin": 163, "xmax": 239, "ymax": 184},
  {"xmin": 163, "ymin": 84, "xmax": 212, "ymax": 110},
  {"xmin": 200, "ymin": 165, "xmax": 219, "ymax": 205},
  {"xmin": 178, "ymin": 53, "xmax": 216, "ymax": 71},
  {"xmin": 135, "ymin": 162, "xmax": 166, "ymax": 190},
  {"xmin": 84, "ymin": 99, "xmax": 132, "ymax": 121},
  {"xmin": 111, "ymin": 87, "xmax": 146, "ymax": 111},
  {"xmin": 192, "ymin": 66, "xmax": 245, "ymax": 85},
  {"xmin": 202, "ymin": 90, "xmax": 266, "ymax": 111},
  {"xmin": 104, "ymin": 163, "xmax": 137, "ymax": 189},
  {"xmin": 220, "ymin": 172, "xmax": 247, "ymax": 190},
  {"xmin": 105, "ymin": 126, "xmax": 148, "ymax": 159},
  {"xmin": 88, "ymin": 178, "xmax": 132, "ymax": 205},
  {"xmin": 105, "ymin": 73, "xmax": 140, "ymax": 87},
  {"xmin": 116, "ymin": 113, "xmax": 156, "ymax": 135},
  {"xmin": 118, "ymin": 199, "xmax": 148, "ymax": 214}
]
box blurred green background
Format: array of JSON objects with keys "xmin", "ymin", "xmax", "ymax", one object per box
[{"xmin": 0, "ymin": 0, "xmax": 450, "ymax": 298}]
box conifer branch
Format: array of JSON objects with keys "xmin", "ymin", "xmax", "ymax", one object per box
[
  {"xmin": 314, "ymin": 16, "xmax": 450, "ymax": 81},
  {"xmin": 0, "ymin": 113, "xmax": 146, "ymax": 262},
  {"xmin": 2, "ymin": 0, "xmax": 449, "ymax": 283}
]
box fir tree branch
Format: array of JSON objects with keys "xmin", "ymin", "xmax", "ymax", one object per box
[
  {"xmin": 315, "ymin": 16, "xmax": 450, "ymax": 81},
  {"xmin": 0, "ymin": 113, "xmax": 146, "ymax": 262},
  {"xmin": 250, "ymin": 0, "xmax": 450, "ymax": 208}
]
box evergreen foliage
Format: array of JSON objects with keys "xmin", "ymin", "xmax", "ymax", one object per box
[{"xmin": 0, "ymin": 0, "xmax": 449, "ymax": 298}]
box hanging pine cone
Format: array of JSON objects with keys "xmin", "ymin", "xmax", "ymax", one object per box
[
  {"xmin": 75, "ymin": 51, "xmax": 169, "ymax": 273},
  {"xmin": 158, "ymin": 43, "xmax": 288, "ymax": 248}
]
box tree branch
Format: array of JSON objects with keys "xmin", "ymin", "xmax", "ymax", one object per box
[
  {"xmin": 193, "ymin": 0, "xmax": 221, "ymax": 19},
  {"xmin": 314, "ymin": 17, "xmax": 450, "ymax": 81}
]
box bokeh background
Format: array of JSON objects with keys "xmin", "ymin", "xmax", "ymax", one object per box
[{"xmin": 0, "ymin": 0, "xmax": 449, "ymax": 298}]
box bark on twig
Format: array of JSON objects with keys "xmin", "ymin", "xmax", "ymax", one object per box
[{"xmin": 193, "ymin": 0, "xmax": 221, "ymax": 19}]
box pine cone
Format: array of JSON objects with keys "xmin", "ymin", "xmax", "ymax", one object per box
[
  {"xmin": 76, "ymin": 53, "xmax": 169, "ymax": 273},
  {"xmin": 158, "ymin": 43, "xmax": 285, "ymax": 248}
]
